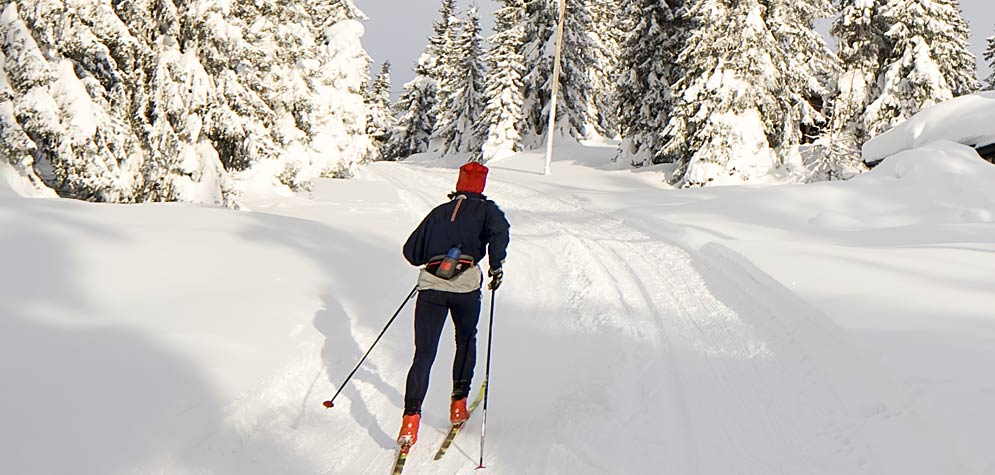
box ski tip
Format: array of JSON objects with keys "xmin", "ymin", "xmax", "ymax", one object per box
[{"xmin": 322, "ymin": 400, "xmax": 334, "ymax": 408}]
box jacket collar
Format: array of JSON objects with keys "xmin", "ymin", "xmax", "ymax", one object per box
[{"xmin": 448, "ymin": 191, "xmax": 487, "ymax": 201}]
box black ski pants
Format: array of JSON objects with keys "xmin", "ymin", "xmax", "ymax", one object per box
[{"xmin": 403, "ymin": 289, "xmax": 481, "ymax": 415}]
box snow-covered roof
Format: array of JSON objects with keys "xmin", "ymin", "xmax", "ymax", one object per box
[{"xmin": 862, "ymin": 92, "xmax": 995, "ymax": 166}]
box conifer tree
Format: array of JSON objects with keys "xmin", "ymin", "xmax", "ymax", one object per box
[
  {"xmin": 662, "ymin": 0, "xmax": 787, "ymax": 187},
  {"xmin": 430, "ymin": 10, "xmax": 464, "ymax": 149},
  {"xmin": 519, "ymin": 0, "xmax": 555, "ymax": 147},
  {"xmin": 985, "ymin": 29, "xmax": 995, "ymax": 90},
  {"xmin": 864, "ymin": 0, "xmax": 978, "ymax": 138},
  {"xmin": 432, "ymin": 8, "xmax": 487, "ymax": 156},
  {"xmin": 386, "ymin": 57, "xmax": 437, "ymax": 159},
  {"xmin": 0, "ymin": 0, "xmax": 144, "ymax": 202},
  {"xmin": 766, "ymin": 0, "xmax": 839, "ymax": 149},
  {"xmin": 366, "ymin": 62, "xmax": 396, "ymax": 161},
  {"xmin": 551, "ymin": 0, "xmax": 597, "ymax": 139},
  {"xmin": 428, "ymin": 0, "xmax": 458, "ymax": 77},
  {"xmin": 587, "ymin": 0, "xmax": 624, "ymax": 137},
  {"xmin": 385, "ymin": 0, "xmax": 455, "ymax": 159},
  {"xmin": 519, "ymin": 0, "xmax": 597, "ymax": 146},
  {"xmin": 807, "ymin": 0, "xmax": 888, "ymax": 181},
  {"xmin": 0, "ymin": 0, "xmax": 371, "ymax": 203},
  {"xmin": 827, "ymin": 0, "xmax": 888, "ymax": 147},
  {"xmin": 481, "ymin": 0, "xmax": 527, "ymax": 162},
  {"xmin": 616, "ymin": 0, "xmax": 680, "ymax": 166}
]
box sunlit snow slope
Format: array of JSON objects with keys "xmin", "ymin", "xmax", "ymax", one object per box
[{"xmin": 1, "ymin": 142, "xmax": 993, "ymax": 475}]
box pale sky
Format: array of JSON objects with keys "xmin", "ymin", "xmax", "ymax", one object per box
[{"xmin": 357, "ymin": 0, "xmax": 994, "ymax": 94}]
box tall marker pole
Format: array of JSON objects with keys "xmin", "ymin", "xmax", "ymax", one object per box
[{"xmin": 544, "ymin": 0, "xmax": 568, "ymax": 176}]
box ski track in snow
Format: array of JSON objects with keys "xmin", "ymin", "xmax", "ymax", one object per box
[
  {"xmin": 174, "ymin": 160, "xmax": 972, "ymax": 475},
  {"xmin": 364, "ymin": 162, "xmax": 967, "ymax": 475}
]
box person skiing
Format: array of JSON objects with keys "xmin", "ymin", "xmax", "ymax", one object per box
[{"xmin": 396, "ymin": 161, "xmax": 510, "ymax": 448}]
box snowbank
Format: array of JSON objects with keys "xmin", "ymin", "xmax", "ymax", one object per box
[
  {"xmin": 3, "ymin": 140, "xmax": 994, "ymax": 474},
  {"xmin": 863, "ymin": 92, "xmax": 995, "ymax": 165}
]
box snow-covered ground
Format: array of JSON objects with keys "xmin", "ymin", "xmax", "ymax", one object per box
[
  {"xmin": 2, "ymin": 139, "xmax": 994, "ymax": 474},
  {"xmin": 862, "ymin": 92, "xmax": 995, "ymax": 165}
]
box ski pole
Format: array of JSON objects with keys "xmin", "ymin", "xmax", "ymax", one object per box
[
  {"xmin": 477, "ymin": 289, "xmax": 497, "ymax": 469},
  {"xmin": 323, "ymin": 285, "xmax": 418, "ymax": 409}
]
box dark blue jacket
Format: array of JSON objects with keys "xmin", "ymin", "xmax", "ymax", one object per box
[{"xmin": 403, "ymin": 192, "xmax": 510, "ymax": 270}]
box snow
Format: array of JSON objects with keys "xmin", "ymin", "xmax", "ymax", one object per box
[
  {"xmin": 2, "ymin": 137, "xmax": 994, "ymax": 473},
  {"xmin": 863, "ymin": 92, "xmax": 995, "ymax": 165}
]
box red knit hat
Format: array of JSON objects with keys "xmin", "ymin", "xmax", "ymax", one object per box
[{"xmin": 456, "ymin": 162, "xmax": 488, "ymax": 194}]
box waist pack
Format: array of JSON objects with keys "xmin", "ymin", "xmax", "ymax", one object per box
[{"xmin": 426, "ymin": 251, "xmax": 476, "ymax": 280}]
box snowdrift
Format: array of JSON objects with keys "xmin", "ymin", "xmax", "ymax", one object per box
[
  {"xmin": 862, "ymin": 92, "xmax": 995, "ymax": 165},
  {"xmin": 2, "ymin": 141, "xmax": 994, "ymax": 474}
]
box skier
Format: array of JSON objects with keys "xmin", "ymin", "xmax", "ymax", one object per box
[{"xmin": 397, "ymin": 161, "xmax": 510, "ymax": 447}]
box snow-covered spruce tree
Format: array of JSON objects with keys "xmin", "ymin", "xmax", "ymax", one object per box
[
  {"xmin": 432, "ymin": 8, "xmax": 487, "ymax": 156},
  {"xmin": 518, "ymin": 0, "xmax": 555, "ymax": 147},
  {"xmin": 587, "ymin": 0, "xmax": 624, "ymax": 138},
  {"xmin": 827, "ymin": 0, "xmax": 888, "ymax": 152},
  {"xmin": 551, "ymin": 0, "xmax": 596, "ymax": 140},
  {"xmin": 384, "ymin": 0, "xmax": 455, "ymax": 159},
  {"xmin": 987, "ymin": 31, "xmax": 995, "ymax": 90},
  {"xmin": 766, "ymin": 0, "xmax": 839, "ymax": 150},
  {"xmin": 519, "ymin": 0, "xmax": 597, "ymax": 147},
  {"xmin": 662, "ymin": 0, "xmax": 788, "ymax": 187},
  {"xmin": 481, "ymin": 0, "xmax": 527, "ymax": 162},
  {"xmin": 864, "ymin": 0, "xmax": 979, "ymax": 138},
  {"xmin": 303, "ymin": 7, "xmax": 373, "ymax": 180},
  {"xmin": 385, "ymin": 57, "xmax": 437, "ymax": 159},
  {"xmin": 0, "ymin": 1, "xmax": 143, "ymax": 201},
  {"xmin": 179, "ymin": 0, "xmax": 371, "ymax": 187},
  {"xmin": 366, "ymin": 62, "xmax": 396, "ymax": 161},
  {"xmin": 178, "ymin": 0, "xmax": 277, "ymax": 177},
  {"xmin": 427, "ymin": 0, "xmax": 458, "ymax": 77},
  {"xmin": 129, "ymin": 0, "xmax": 237, "ymax": 205},
  {"xmin": 615, "ymin": 0, "xmax": 680, "ymax": 166},
  {"xmin": 805, "ymin": 0, "xmax": 886, "ymax": 181},
  {"xmin": 429, "ymin": 10, "xmax": 464, "ymax": 152}
]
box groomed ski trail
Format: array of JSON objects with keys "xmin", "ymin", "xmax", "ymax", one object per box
[
  {"xmin": 173, "ymin": 155, "xmax": 974, "ymax": 475},
  {"xmin": 362, "ymin": 158, "xmax": 969, "ymax": 475}
]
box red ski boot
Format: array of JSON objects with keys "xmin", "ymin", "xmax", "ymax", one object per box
[
  {"xmin": 450, "ymin": 398, "xmax": 469, "ymax": 425},
  {"xmin": 397, "ymin": 413, "xmax": 420, "ymax": 447}
]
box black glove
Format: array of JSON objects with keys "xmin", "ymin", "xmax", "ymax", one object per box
[{"xmin": 487, "ymin": 268, "xmax": 503, "ymax": 291}]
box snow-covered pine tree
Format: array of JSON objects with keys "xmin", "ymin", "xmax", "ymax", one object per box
[
  {"xmin": 587, "ymin": 0, "xmax": 624, "ymax": 138},
  {"xmin": 987, "ymin": 30, "xmax": 995, "ymax": 90},
  {"xmin": 384, "ymin": 0, "xmax": 455, "ymax": 159},
  {"xmin": 826, "ymin": 0, "xmax": 888, "ymax": 147},
  {"xmin": 428, "ymin": 0, "xmax": 458, "ymax": 77},
  {"xmin": 429, "ymin": 10, "xmax": 464, "ymax": 152},
  {"xmin": 366, "ymin": 62, "xmax": 396, "ymax": 161},
  {"xmin": 550, "ymin": 0, "xmax": 596, "ymax": 139},
  {"xmin": 662, "ymin": 0, "xmax": 787, "ymax": 187},
  {"xmin": 519, "ymin": 0, "xmax": 597, "ymax": 146},
  {"xmin": 0, "ymin": 0, "xmax": 143, "ymax": 202},
  {"xmin": 864, "ymin": 0, "xmax": 979, "ymax": 138},
  {"xmin": 432, "ymin": 7, "xmax": 487, "ymax": 156},
  {"xmin": 615, "ymin": 0, "xmax": 680, "ymax": 166},
  {"xmin": 179, "ymin": 0, "xmax": 278, "ymax": 175},
  {"xmin": 518, "ymin": 0, "xmax": 555, "ymax": 147},
  {"xmin": 303, "ymin": 5, "xmax": 373, "ymax": 179},
  {"xmin": 481, "ymin": 0, "xmax": 527, "ymax": 162},
  {"xmin": 766, "ymin": 0, "xmax": 839, "ymax": 150},
  {"xmin": 385, "ymin": 57, "xmax": 437, "ymax": 159},
  {"xmin": 805, "ymin": 0, "xmax": 887, "ymax": 181}
]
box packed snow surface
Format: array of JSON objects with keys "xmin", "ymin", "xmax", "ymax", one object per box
[
  {"xmin": 2, "ymin": 141, "xmax": 994, "ymax": 474},
  {"xmin": 863, "ymin": 92, "xmax": 995, "ymax": 165}
]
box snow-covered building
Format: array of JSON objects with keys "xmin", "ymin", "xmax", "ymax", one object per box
[{"xmin": 863, "ymin": 92, "xmax": 995, "ymax": 166}]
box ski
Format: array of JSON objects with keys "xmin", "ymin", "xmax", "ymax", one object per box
[
  {"xmin": 433, "ymin": 382, "xmax": 487, "ymax": 461},
  {"xmin": 391, "ymin": 445, "xmax": 411, "ymax": 475}
]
